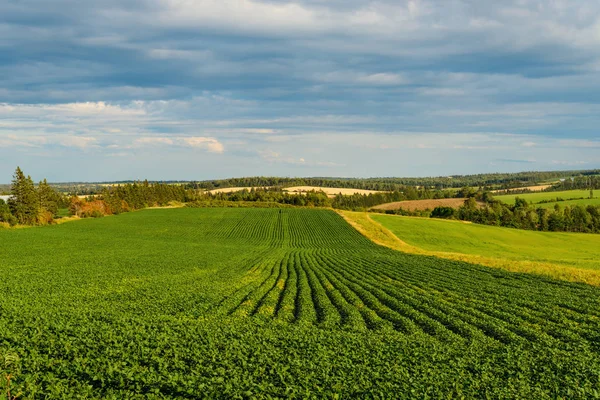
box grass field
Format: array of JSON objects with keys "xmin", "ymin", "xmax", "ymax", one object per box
[
  {"xmin": 495, "ymin": 189, "xmax": 595, "ymax": 205},
  {"xmin": 371, "ymin": 214, "xmax": 600, "ymax": 271},
  {"xmin": 2, "ymin": 208, "xmax": 600, "ymax": 397},
  {"xmin": 534, "ymin": 197, "xmax": 600, "ymax": 209}
]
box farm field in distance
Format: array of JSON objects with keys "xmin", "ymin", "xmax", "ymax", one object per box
[
  {"xmin": 371, "ymin": 198, "xmax": 476, "ymax": 211},
  {"xmin": 495, "ymin": 189, "xmax": 596, "ymax": 205},
  {"xmin": 533, "ymin": 197, "xmax": 600, "ymax": 209},
  {"xmin": 207, "ymin": 186, "xmax": 388, "ymax": 197},
  {"xmin": 2, "ymin": 208, "xmax": 600, "ymax": 397}
]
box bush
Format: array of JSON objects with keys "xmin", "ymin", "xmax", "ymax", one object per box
[{"xmin": 431, "ymin": 206, "xmax": 456, "ymax": 219}]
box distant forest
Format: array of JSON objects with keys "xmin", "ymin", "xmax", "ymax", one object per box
[
  {"xmin": 190, "ymin": 169, "xmax": 600, "ymax": 191},
  {"xmin": 3, "ymin": 168, "xmax": 598, "ymax": 195}
]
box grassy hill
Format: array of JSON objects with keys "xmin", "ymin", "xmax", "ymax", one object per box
[
  {"xmin": 495, "ymin": 189, "xmax": 595, "ymax": 205},
  {"xmin": 2, "ymin": 208, "xmax": 600, "ymax": 397},
  {"xmin": 371, "ymin": 214, "xmax": 600, "ymax": 271}
]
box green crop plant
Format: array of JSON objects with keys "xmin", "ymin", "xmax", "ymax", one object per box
[{"xmin": 1, "ymin": 208, "xmax": 600, "ymax": 398}]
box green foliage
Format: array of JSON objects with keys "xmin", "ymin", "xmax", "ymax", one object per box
[
  {"xmin": 37, "ymin": 179, "xmax": 60, "ymax": 216},
  {"xmin": 1, "ymin": 208, "xmax": 600, "ymax": 397},
  {"xmin": 191, "ymin": 169, "xmax": 600, "ymax": 191},
  {"xmin": 8, "ymin": 167, "xmax": 40, "ymax": 225},
  {"xmin": 430, "ymin": 206, "xmax": 456, "ymax": 219},
  {"xmin": 202, "ymin": 188, "xmax": 331, "ymax": 207},
  {"xmin": 0, "ymin": 199, "xmax": 17, "ymax": 226},
  {"xmin": 1, "ymin": 168, "xmax": 68, "ymax": 225},
  {"xmin": 100, "ymin": 180, "xmax": 194, "ymax": 211},
  {"xmin": 440, "ymin": 191, "xmax": 600, "ymax": 233}
]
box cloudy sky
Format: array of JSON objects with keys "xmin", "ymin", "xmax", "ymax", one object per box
[{"xmin": 1, "ymin": 0, "xmax": 599, "ymax": 182}]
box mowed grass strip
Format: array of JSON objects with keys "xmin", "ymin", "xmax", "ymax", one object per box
[{"xmin": 351, "ymin": 211, "xmax": 600, "ymax": 285}]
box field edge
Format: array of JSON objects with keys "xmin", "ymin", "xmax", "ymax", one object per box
[{"xmin": 338, "ymin": 210, "xmax": 600, "ymax": 287}]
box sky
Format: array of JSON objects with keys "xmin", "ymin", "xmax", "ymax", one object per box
[{"xmin": 1, "ymin": 0, "xmax": 600, "ymax": 182}]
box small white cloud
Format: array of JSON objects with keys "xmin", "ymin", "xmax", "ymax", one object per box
[
  {"xmin": 521, "ymin": 141, "xmax": 536, "ymax": 147},
  {"xmin": 358, "ymin": 73, "xmax": 406, "ymax": 85},
  {"xmin": 181, "ymin": 137, "xmax": 224, "ymax": 153},
  {"xmin": 135, "ymin": 137, "xmax": 174, "ymax": 146},
  {"xmin": 56, "ymin": 136, "xmax": 97, "ymax": 149}
]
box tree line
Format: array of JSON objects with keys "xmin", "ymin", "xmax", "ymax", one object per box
[
  {"xmin": 1, "ymin": 167, "xmax": 200, "ymax": 225},
  {"xmin": 0, "ymin": 167, "xmax": 69, "ymax": 226},
  {"xmin": 189, "ymin": 169, "xmax": 600, "ymax": 191},
  {"xmin": 419, "ymin": 196, "xmax": 600, "ymax": 233}
]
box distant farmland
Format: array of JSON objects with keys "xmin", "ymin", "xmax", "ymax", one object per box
[
  {"xmin": 284, "ymin": 186, "xmax": 386, "ymax": 197},
  {"xmin": 495, "ymin": 189, "xmax": 594, "ymax": 205},
  {"xmin": 207, "ymin": 186, "xmax": 387, "ymax": 198},
  {"xmin": 491, "ymin": 184, "xmax": 552, "ymax": 193},
  {"xmin": 534, "ymin": 197, "xmax": 600, "ymax": 209},
  {"xmin": 371, "ymin": 198, "xmax": 476, "ymax": 211}
]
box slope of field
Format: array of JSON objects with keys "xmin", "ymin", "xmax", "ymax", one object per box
[
  {"xmin": 2, "ymin": 208, "xmax": 600, "ymax": 397},
  {"xmin": 371, "ymin": 214, "xmax": 600, "ymax": 271},
  {"xmin": 495, "ymin": 189, "xmax": 594, "ymax": 205},
  {"xmin": 372, "ymin": 198, "xmax": 477, "ymax": 211},
  {"xmin": 343, "ymin": 211, "xmax": 600, "ymax": 286},
  {"xmin": 284, "ymin": 186, "xmax": 385, "ymax": 197}
]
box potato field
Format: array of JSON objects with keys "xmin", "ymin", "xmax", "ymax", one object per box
[{"xmin": 1, "ymin": 208, "xmax": 600, "ymax": 398}]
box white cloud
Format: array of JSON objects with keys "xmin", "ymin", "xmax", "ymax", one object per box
[
  {"xmin": 135, "ymin": 137, "xmax": 174, "ymax": 146},
  {"xmin": 181, "ymin": 137, "xmax": 224, "ymax": 153},
  {"xmin": 0, "ymin": 134, "xmax": 96, "ymax": 149},
  {"xmin": 313, "ymin": 71, "xmax": 407, "ymax": 86},
  {"xmin": 55, "ymin": 136, "xmax": 97, "ymax": 149}
]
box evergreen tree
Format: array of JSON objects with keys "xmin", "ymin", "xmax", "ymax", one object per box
[
  {"xmin": 38, "ymin": 179, "xmax": 59, "ymax": 216},
  {"xmin": 8, "ymin": 167, "xmax": 40, "ymax": 225}
]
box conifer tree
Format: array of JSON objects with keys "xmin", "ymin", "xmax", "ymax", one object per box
[
  {"xmin": 8, "ymin": 167, "xmax": 40, "ymax": 225},
  {"xmin": 38, "ymin": 179, "xmax": 59, "ymax": 216}
]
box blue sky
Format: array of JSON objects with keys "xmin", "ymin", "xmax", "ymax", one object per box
[{"xmin": 1, "ymin": 0, "xmax": 599, "ymax": 182}]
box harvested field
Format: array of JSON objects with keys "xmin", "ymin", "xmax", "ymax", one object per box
[
  {"xmin": 207, "ymin": 186, "xmax": 271, "ymax": 194},
  {"xmin": 372, "ymin": 198, "xmax": 479, "ymax": 211},
  {"xmin": 492, "ymin": 185, "xmax": 552, "ymax": 193},
  {"xmin": 284, "ymin": 186, "xmax": 386, "ymax": 198}
]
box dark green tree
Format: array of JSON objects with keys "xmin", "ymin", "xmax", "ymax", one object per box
[
  {"xmin": 8, "ymin": 167, "xmax": 40, "ymax": 225},
  {"xmin": 38, "ymin": 179, "xmax": 59, "ymax": 216}
]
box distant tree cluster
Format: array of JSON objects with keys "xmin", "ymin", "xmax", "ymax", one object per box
[
  {"xmin": 198, "ymin": 188, "xmax": 331, "ymax": 207},
  {"xmin": 550, "ymin": 175, "xmax": 600, "ymax": 192},
  {"xmin": 189, "ymin": 170, "xmax": 599, "ymax": 191},
  {"xmin": 71, "ymin": 181, "xmax": 197, "ymax": 218},
  {"xmin": 430, "ymin": 196, "xmax": 600, "ymax": 233},
  {"xmin": 0, "ymin": 167, "xmax": 68, "ymax": 226}
]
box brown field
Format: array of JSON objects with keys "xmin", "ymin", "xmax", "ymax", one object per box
[
  {"xmin": 206, "ymin": 187, "xmax": 272, "ymax": 194},
  {"xmin": 372, "ymin": 198, "xmax": 480, "ymax": 211},
  {"xmin": 492, "ymin": 185, "xmax": 551, "ymax": 193},
  {"xmin": 284, "ymin": 186, "xmax": 386, "ymax": 198}
]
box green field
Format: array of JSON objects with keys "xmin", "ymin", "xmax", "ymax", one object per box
[
  {"xmin": 534, "ymin": 197, "xmax": 600, "ymax": 209},
  {"xmin": 2, "ymin": 208, "xmax": 600, "ymax": 398},
  {"xmin": 495, "ymin": 189, "xmax": 595, "ymax": 205},
  {"xmin": 371, "ymin": 214, "xmax": 600, "ymax": 271}
]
